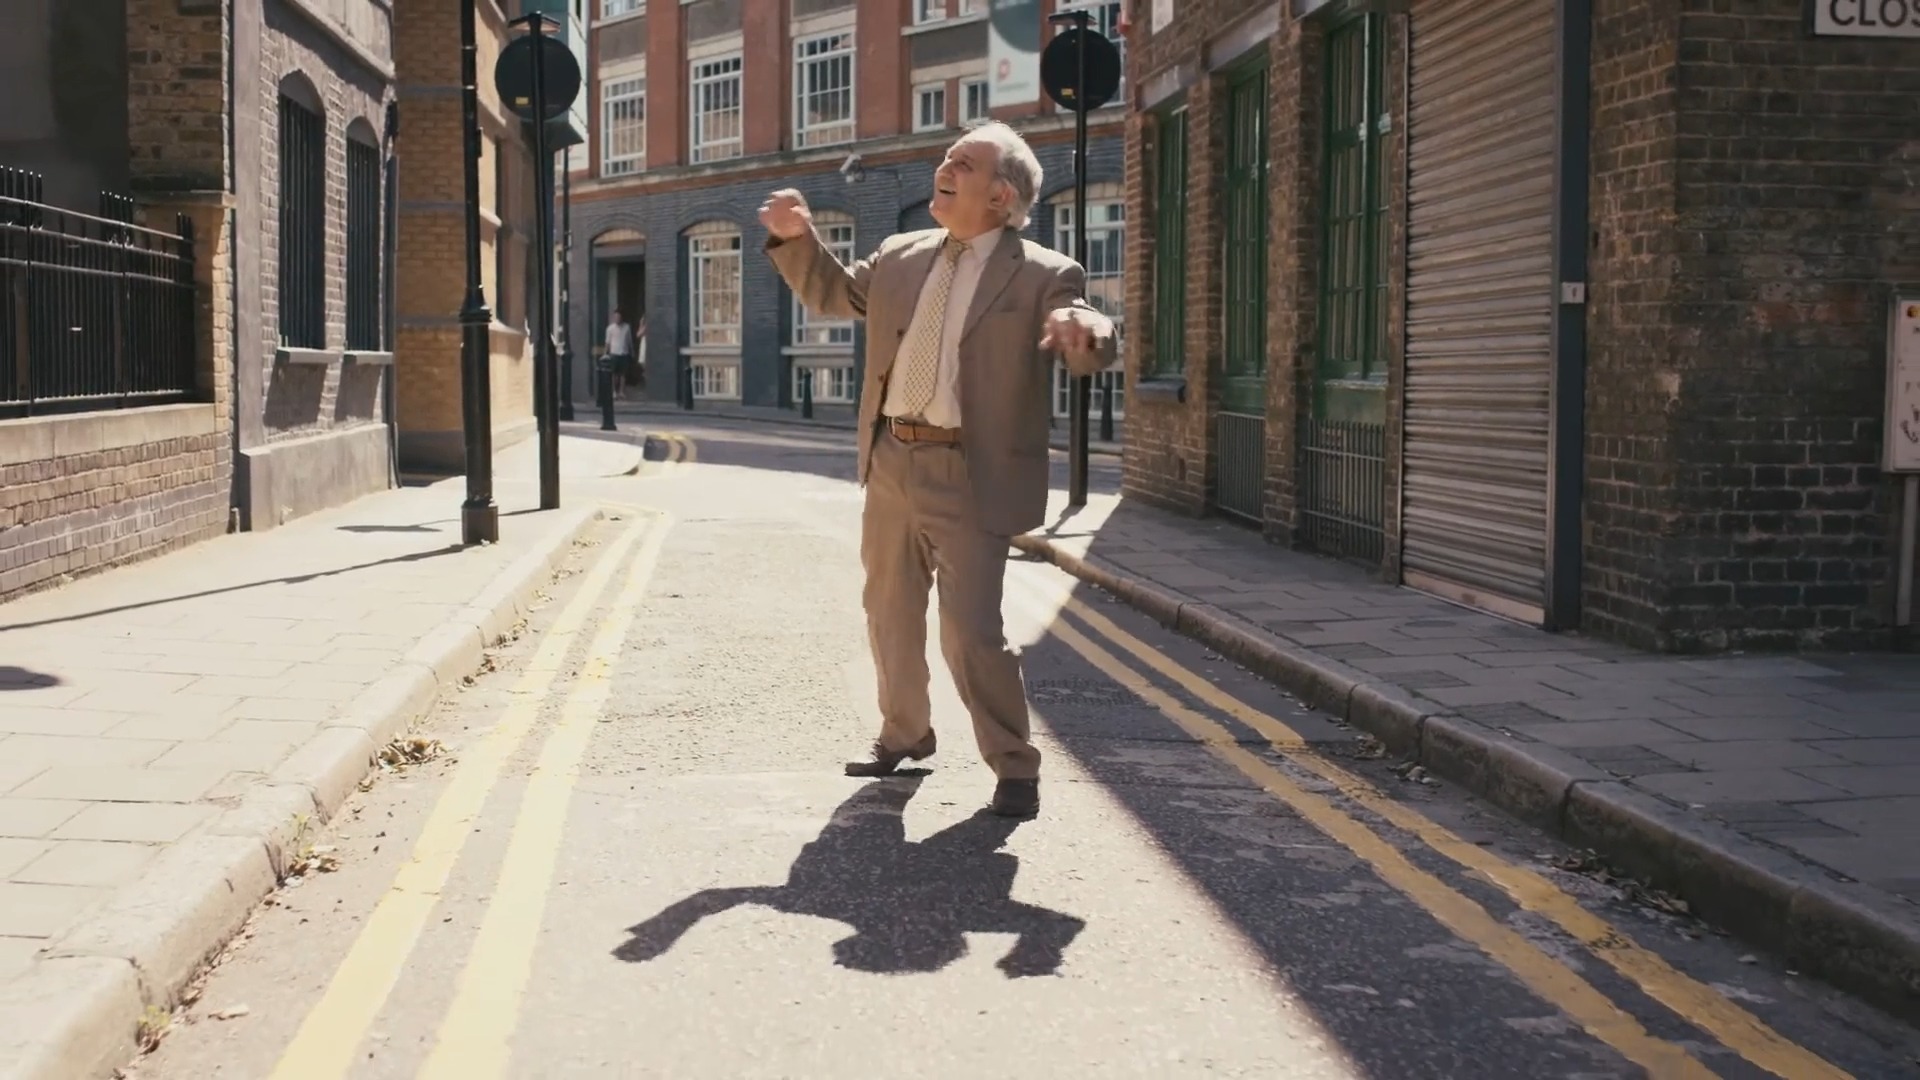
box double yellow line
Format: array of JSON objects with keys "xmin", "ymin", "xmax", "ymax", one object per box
[
  {"xmin": 269, "ymin": 506, "xmax": 672, "ymax": 1080},
  {"xmin": 652, "ymin": 431, "xmax": 695, "ymax": 465},
  {"xmin": 1004, "ymin": 571, "xmax": 1846, "ymax": 1080}
]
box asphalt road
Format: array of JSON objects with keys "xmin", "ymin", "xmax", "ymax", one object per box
[{"xmin": 124, "ymin": 417, "xmax": 1920, "ymax": 1079}]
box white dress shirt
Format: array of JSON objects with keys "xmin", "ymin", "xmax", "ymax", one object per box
[
  {"xmin": 882, "ymin": 229, "xmax": 999, "ymax": 428},
  {"xmin": 604, "ymin": 320, "xmax": 634, "ymax": 356}
]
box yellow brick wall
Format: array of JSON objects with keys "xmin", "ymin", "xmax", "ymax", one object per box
[{"xmin": 393, "ymin": 0, "xmax": 537, "ymax": 453}]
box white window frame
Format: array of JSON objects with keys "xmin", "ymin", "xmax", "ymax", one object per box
[
  {"xmin": 961, "ymin": 77, "xmax": 990, "ymax": 124},
  {"xmin": 956, "ymin": 0, "xmax": 982, "ymax": 14},
  {"xmin": 600, "ymin": 74, "xmax": 646, "ymax": 176},
  {"xmin": 686, "ymin": 223, "xmax": 742, "ymax": 348},
  {"xmin": 914, "ymin": 0, "xmax": 947, "ymax": 25},
  {"xmin": 692, "ymin": 362, "xmax": 741, "ymax": 400},
  {"xmin": 792, "ymin": 363, "xmax": 855, "ymax": 405},
  {"xmin": 1050, "ymin": 195, "xmax": 1125, "ymax": 420},
  {"xmin": 1053, "ymin": 1, "xmax": 1126, "ymax": 108},
  {"xmin": 689, "ymin": 54, "xmax": 743, "ymax": 164},
  {"xmin": 793, "ymin": 32, "xmax": 856, "ymax": 149},
  {"xmin": 600, "ymin": 0, "xmax": 643, "ymax": 20},
  {"xmin": 793, "ymin": 215, "xmax": 856, "ymax": 348},
  {"xmin": 913, "ymin": 82, "xmax": 947, "ymax": 133}
]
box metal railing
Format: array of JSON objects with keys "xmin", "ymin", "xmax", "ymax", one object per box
[
  {"xmin": 1214, "ymin": 412, "xmax": 1266, "ymax": 523},
  {"xmin": 1299, "ymin": 417, "xmax": 1386, "ymax": 565},
  {"xmin": 0, "ymin": 167, "xmax": 198, "ymax": 418}
]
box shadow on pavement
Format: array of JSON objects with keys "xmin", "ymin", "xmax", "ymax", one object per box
[
  {"xmin": 0, "ymin": 666, "xmax": 61, "ymax": 689},
  {"xmin": 0, "ymin": 545, "xmax": 463, "ymax": 634},
  {"xmin": 613, "ymin": 775, "xmax": 1085, "ymax": 978}
]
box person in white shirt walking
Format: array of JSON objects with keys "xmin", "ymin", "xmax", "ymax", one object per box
[{"xmin": 604, "ymin": 309, "xmax": 635, "ymax": 399}]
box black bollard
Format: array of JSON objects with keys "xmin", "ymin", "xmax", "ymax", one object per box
[
  {"xmin": 598, "ymin": 357, "xmax": 617, "ymax": 431},
  {"xmin": 800, "ymin": 367, "xmax": 814, "ymax": 420},
  {"xmin": 1100, "ymin": 379, "xmax": 1114, "ymax": 443}
]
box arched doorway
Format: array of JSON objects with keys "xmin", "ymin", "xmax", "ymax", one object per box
[{"xmin": 590, "ymin": 227, "xmax": 647, "ymax": 400}]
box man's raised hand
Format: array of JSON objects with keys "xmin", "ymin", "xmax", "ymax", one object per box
[{"xmin": 759, "ymin": 189, "xmax": 812, "ymax": 242}]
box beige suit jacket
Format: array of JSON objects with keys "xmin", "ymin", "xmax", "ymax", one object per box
[{"xmin": 767, "ymin": 225, "xmax": 1116, "ymax": 536}]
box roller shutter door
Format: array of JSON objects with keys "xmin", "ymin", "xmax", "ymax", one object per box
[{"xmin": 1400, "ymin": 0, "xmax": 1557, "ymax": 623}]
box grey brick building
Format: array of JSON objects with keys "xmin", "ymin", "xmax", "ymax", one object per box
[
  {"xmin": 567, "ymin": 0, "xmax": 1128, "ymax": 420},
  {"xmin": 1120, "ymin": 0, "xmax": 1920, "ymax": 653}
]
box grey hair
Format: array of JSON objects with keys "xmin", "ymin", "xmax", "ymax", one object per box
[{"xmin": 957, "ymin": 121, "xmax": 1043, "ymax": 231}]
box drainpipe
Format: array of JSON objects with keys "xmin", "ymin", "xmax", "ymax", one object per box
[{"xmin": 382, "ymin": 100, "xmax": 401, "ymax": 488}]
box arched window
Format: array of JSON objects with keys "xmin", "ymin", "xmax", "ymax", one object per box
[
  {"xmin": 683, "ymin": 220, "xmax": 741, "ymax": 400},
  {"xmin": 277, "ymin": 74, "xmax": 326, "ymax": 349},
  {"xmin": 345, "ymin": 120, "xmax": 383, "ymax": 351}
]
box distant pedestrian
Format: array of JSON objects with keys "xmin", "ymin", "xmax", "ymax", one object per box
[
  {"xmin": 604, "ymin": 309, "xmax": 634, "ymax": 398},
  {"xmin": 759, "ymin": 121, "xmax": 1116, "ymax": 820}
]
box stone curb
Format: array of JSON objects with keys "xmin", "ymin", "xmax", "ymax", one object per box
[
  {"xmin": 617, "ymin": 403, "xmax": 1128, "ymax": 458},
  {"xmin": 0, "ymin": 504, "xmax": 604, "ymax": 1080},
  {"xmin": 1010, "ymin": 532, "xmax": 1920, "ymax": 1025}
]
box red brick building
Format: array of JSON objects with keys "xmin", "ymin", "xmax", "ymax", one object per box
[
  {"xmin": 1120, "ymin": 0, "xmax": 1920, "ymax": 652},
  {"xmin": 566, "ymin": 0, "xmax": 1128, "ymax": 424}
]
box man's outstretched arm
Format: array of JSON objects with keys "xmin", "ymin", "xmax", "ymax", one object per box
[{"xmin": 760, "ymin": 188, "xmax": 878, "ymax": 322}]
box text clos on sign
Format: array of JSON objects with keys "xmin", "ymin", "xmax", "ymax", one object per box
[{"xmin": 1811, "ymin": 0, "xmax": 1920, "ymax": 36}]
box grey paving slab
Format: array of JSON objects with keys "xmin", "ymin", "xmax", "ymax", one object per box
[
  {"xmin": 1513, "ymin": 719, "xmax": 1701, "ymax": 749},
  {"xmin": 1642, "ymin": 739, "xmax": 1851, "ymax": 771},
  {"xmin": 12, "ymin": 841, "xmax": 157, "ymax": 888},
  {"xmin": 0, "ymin": 801, "xmax": 85, "ymax": 840},
  {"xmin": 1794, "ymin": 796, "xmax": 1920, "ymax": 836},
  {"xmin": 1807, "ymin": 737, "xmax": 1920, "ymax": 765},
  {"xmin": 1791, "ymin": 765, "xmax": 1920, "ymax": 798},
  {"xmin": 1629, "ymin": 769, "xmax": 1855, "ymax": 805},
  {"xmin": 0, "ymin": 882, "xmax": 109, "ymax": 937},
  {"xmin": 11, "ymin": 766, "xmax": 231, "ymax": 804},
  {"xmin": 0, "ymin": 841, "xmax": 51, "ymax": 880},
  {"xmin": 49, "ymin": 803, "xmax": 215, "ymax": 844}
]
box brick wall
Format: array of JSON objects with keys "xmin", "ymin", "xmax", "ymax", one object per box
[
  {"xmin": 1584, "ymin": 0, "xmax": 1920, "ymax": 650},
  {"xmin": 391, "ymin": 0, "xmax": 538, "ymax": 471},
  {"xmin": 0, "ymin": 1, "xmax": 239, "ymax": 601}
]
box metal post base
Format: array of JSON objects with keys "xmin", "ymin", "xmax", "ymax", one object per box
[{"xmin": 462, "ymin": 502, "xmax": 499, "ymax": 545}]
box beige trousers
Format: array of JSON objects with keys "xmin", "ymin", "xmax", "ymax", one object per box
[{"xmin": 860, "ymin": 430, "xmax": 1038, "ymax": 780}]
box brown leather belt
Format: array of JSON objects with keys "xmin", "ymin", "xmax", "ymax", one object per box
[{"xmin": 885, "ymin": 416, "xmax": 962, "ymax": 445}]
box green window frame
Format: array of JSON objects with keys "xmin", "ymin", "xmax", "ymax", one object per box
[
  {"xmin": 1219, "ymin": 60, "xmax": 1270, "ymax": 416},
  {"xmin": 1150, "ymin": 104, "xmax": 1188, "ymax": 379},
  {"xmin": 1316, "ymin": 13, "xmax": 1389, "ymax": 423}
]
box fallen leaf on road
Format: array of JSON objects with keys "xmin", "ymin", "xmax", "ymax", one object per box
[
  {"xmin": 1354, "ymin": 735, "xmax": 1386, "ymax": 760},
  {"xmin": 380, "ymin": 737, "xmax": 444, "ymax": 769},
  {"xmin": 208, "ymin": 1005, "xmax": 251, "ymax": 1021}
]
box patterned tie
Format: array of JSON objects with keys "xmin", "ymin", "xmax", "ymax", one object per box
[{"xmin": 893, "ymin": 236, "xmax": 968, "ymax": 417}]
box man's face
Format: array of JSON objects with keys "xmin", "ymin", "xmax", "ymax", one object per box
[
  {"xmin": 930, "ymin": 137, "xmax": 1004, "ymax": 236},
  {"xmin": 612, "ymin": 312, "xmax": 624, "ymax": 324}
]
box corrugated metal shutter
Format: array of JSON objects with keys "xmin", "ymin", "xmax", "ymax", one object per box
[{"xmin": 1400, "ymin": 0, "xmax": 1557, "ymax": 624}]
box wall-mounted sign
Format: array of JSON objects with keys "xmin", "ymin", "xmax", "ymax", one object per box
[
  {"xmin": 1811, "ymin": 0, "xmax": 1920, "ymax": 37},
  {"xmin": 989, "ymin": 0, "xmax": 1043, "ymax": 108},
  {"xmin": 1887, "ymin": 296, "xmax": 1920, "ymax": 473}
]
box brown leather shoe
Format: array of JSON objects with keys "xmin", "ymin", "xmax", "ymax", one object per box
[
  {"xmin": 844, "ymin": 731, "xmax": 937, "ymax": 777},
  {"xmin": 990, "ymin": 778, "xmax": 1039, "ymax": 819}
]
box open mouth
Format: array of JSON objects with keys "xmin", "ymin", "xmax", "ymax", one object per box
[{"xmin": 935, "ymin": 185, "xmax": 957, "ymax": 197}]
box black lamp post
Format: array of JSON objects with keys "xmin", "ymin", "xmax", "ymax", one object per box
[{"xmin": 458, "ymin": 0, "xmax": 498, "ymax": 544}]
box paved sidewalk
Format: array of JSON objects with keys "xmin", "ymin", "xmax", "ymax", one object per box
[
  {"xmin": 0, "ymin": 433, "xmax": 636, "ymax": 1078},
  {"xmin": 612, "ymin": 399, "xmax": 1127, "ymax": 457},
  {"xmin": 1015, "ymin": 491, "xmax": 1920, "ymax": 1023}
]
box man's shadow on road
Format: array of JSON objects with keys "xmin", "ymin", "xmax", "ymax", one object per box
[{"xmin": 612, "ymin": 776, "xmax": 1086, "ymax": 977}]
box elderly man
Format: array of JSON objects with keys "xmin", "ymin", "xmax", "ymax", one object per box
[{"xmin": 759, "ymin": 121, "xmax": 1115, "ymax": 820}]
